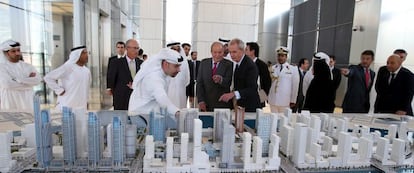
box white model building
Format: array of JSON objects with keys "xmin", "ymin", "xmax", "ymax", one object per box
[
  {"xmin": 292, "ymin": 123, "xmax": 308, "ymax": 168},
  {"xmin": 265, "ymin": 134, "xmax": 281, "ymax": 170},
  {"xmin": 252, "ymin": 136, "xmax": 264, "ymax": 165},
  {"xmin": 166, "ymin": 137, "xmax": 174, "ymax": 167},
  {"xmin": 191, "ymin": 119, "xmax": 210, "ymax": 172},
  {"xmin": 180, "ymin": 133, "xmax": 189, "ymax": 163},
  {"xmin": 178, "ymin": 108, "xmax": 198, "ymax": 141},
  {"xmin": 280, "ymin": 124, "xmax": 294, "ymax": 156},
  {"xmin": 220, "ymin": 119, "xmax": 235, "ymax": 168},
  {"xmin": 213, "ymin": 109, "xmax": 231, "ymax": 143},
  {"xmin": 255, "ymin": 109, "xmax": 278, "ymax": 154},
  {"xmin": 328, "ymin": 132, "xmax": 350, "ymax": 167},
  {"xmin": 242, "ymin": 132, "xmax": 252, "ymax": 167},
  {"xmin": 390, "ymin": 138, "xmax": 405, "ymax": 165},
  {"xmin": 0, "ymin": 132, "xmax": 16, "ymax": 173}
]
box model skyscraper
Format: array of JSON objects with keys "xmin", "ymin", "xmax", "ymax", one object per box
[{"xmin": 62, "ymin": 107, "xmax": 77, "ymax": 165}]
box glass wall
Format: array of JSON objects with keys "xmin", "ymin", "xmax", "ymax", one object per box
[
  {"xmin": 0, "ymin": 0, "xmax": 141, "ymax": 110},
  {"xmin": 0, "ymin": 0, "xmax": 54, "ymax": 104}
]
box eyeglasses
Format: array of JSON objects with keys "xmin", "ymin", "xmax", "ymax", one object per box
[{"xmin": 127, "ymin": 46, "xmax": 140, "ymax": 50}]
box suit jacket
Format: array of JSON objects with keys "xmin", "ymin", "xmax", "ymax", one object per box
[
  {"xmin": 342, "ymin": 64, "xmax": 375, "ymax": 113},
  {"xmin": 197, "ymin": 58, "xmax": 233, "ymax": 111},
  {"xmin": 374, "ymin": 66, "xmax": 414, "ymax": 115},
  {"xmin": 234, "ymin": 56, "xmax": 261, "ymax": 112},
  {"xmin": 107, "ymin": 57, "xmax": 143, "ymax": 110},
  {"xmin": 106, "ymin": 55, "xmax": 118, "ymax": 90},
  {"xmin": 186, "ymin": 59, "xmax": 200, "ymax": 97},
  {"xmin": 255, "ymin": 58, "xmax": 271, "ymax": 95}
]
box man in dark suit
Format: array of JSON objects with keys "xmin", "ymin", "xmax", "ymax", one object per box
[
  {"xmin": 107, "ymin": 39, "xmax": 143, "ymax": 110},
  {"xmin": 186, "ymin": 51, "xmax": 200, "ymax": 108},
  {"xmin": 245, "ymin": 42, "xmax": 271, "ymax": 108},
  {"xmin": 293, "ymin": 58, "xmax": 309, "ymax": 113},
  {"xmin": 328, "ymin": 55, "xmax": 342, "ymax": 112},
  {"xmin": 219, "ymin": 38, "xmax": 260, "ymax": 112},
  {"xmin": 106, "ymin": 41, "xmax": 125, "ymax": 95},
  {"xmin": 197, "ymin": 42, "xmax": 233, "ymax": 111},
  {"xmin": 374, "ymin": 54, "xmax": 414, "ymax": 116},
  {"xmin": 341, "ymin": 50, "xmax": 375, "ymax": 113}
]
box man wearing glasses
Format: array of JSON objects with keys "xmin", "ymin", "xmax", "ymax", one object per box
[{"xmin": 107, "ymin": 39, "xmax": 143, "ymax": 110}]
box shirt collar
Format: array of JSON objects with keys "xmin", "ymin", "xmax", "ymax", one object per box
[
  {"xmin": 253, "ymin": 57, "xmax": 258, "ymax": 62},
  {"xmin": 391, "ymin": 66, "xmax": 402, "ymax": 75},
  {"xmin": 236, "ymin": 55, "xmax": 245, "ymax": 66},
  {"xmin": 126, "ymin": 56, "xmax": 134, "ymax": 63}
]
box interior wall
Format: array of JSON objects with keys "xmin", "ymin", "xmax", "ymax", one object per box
[
  {"xmin": 348, "ymin": 0, "xmax": 381, "ymax": 66},
  {"xmin": 375, "ymin": 0, "xmax": 414, "ymax": 71},
  {"xmin": 52, "ymin": 15, "xmax": 65, "ymax": 69},
  {"xmin": 138, "ymin": 0, "xmax": 165, "ymax": 56},
  {"xmin": 192, "ymin": 0, "xmax": 260, "ymax": 59}
]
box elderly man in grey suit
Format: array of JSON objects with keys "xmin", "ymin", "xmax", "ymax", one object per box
[{"xmin": 197, "ymin": 42, "xmax": 233, "ymax": 111}]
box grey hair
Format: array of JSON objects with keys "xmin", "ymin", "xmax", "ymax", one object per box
[
  {"xmin": 210, "ymin": 41, "xmax": 224, "ymax": 52},
  {"xmin": 229, "ymin": 38, "xmax": 245, "ymax": 50}
]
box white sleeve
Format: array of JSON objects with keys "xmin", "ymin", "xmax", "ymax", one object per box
[
  {"xmin": 0, "ymin": 65, "xmax": 38, "ymax": 89},
  {"xmin": 149, "ymin": 78, "xmax": 179, "ymax": 115},
  {"xmin": 15, "ymin": 65, "xmax": 41, "ymax": 86},
  {"xmin": 181, "ymin": 59, "xmax": 190, "ymax": 86},
  {"xmin": 290, "ymin": 66, "xmax": 300, "ymax": 103},
  {"xmin": 302, "ymin": 67, "xmax": 314, "ymax": 97},
  {"xmin": 44, "ymin": 66, "xmax": 70, "ymax": 95}
]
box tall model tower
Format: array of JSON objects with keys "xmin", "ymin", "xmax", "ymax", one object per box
[
  {"xmin": 220, "ymin": 118, "xmax": 235, "ymax": 168},
  {"xmin": 88, "ymin": 112, "xmax": 101, "ymax": 166},
  {"xmin": 112, "ymin": 116, "xmax": 125, "ymax": 166},
  {"xmin": 34, "ymin": 96, "xmax": 53, "ymax": 167},
  {"xmin": 62, "ymin": 107, "xmax": 77, "ymax": 165},
  {"xmin": 149, "ymin": 111, "xmax": 166, "ymax": 142}
]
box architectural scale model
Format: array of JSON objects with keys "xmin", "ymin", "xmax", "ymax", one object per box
[{"xmin": 0, "ymin": 95, "xmax": 413, "ymax": 172}]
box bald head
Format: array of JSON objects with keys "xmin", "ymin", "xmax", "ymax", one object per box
[
  {"xmin": 387, "ymin": 54, "xmax": 402, "ymax": 72},
  {"xmin": 125, "ymin": 39, "xmax": 140, "ymax": 59}
]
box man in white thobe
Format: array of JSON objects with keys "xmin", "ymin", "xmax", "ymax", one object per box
[
  {"xmin": 0, "ymin": 39, "xmax": 41, "ymax": 112},
  {"xmin": 44, "ymin": 46, "xmax": 91, "ymax": 110},
  {"xmin": 166, "ymin": 41, "xmax": 190, "ymax": 109},
  {"xmin": 268, "ymin": 47, "xmax": 300, "ymax": 113},
  {"xmin": 128, "ymin": 48, "xmax": 182, "ymax": 117},
  {"xmin": 44, "ymin": 45, "xmax": 91, "ymax": 157}
]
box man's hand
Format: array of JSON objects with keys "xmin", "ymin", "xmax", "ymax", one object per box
[
  {"xmin": 289, "ymin": 102, "xmax": 296, "ymax": 108},
  {"xmin": 340, "ymin": 68, "xmax": 349, "ymax": 75},
  {"xmin": 127, "ymin": 82, "xmax": 133, "ymax": 89},
  {"xmin": 59, "ymin": 90, "xmax": 65, "ymax": 96},
  {"xmin": 199, "ymin": 102, "xmax": 207, "ymax": 112},
  {"xmin": 396, "ymin": 110, "xmax": 407, "ymax": 115},
  {"xmin": 106, "ymin": 89, "xmax": 113, "ymax": 95},
  {"xmin": 212, "ymin": 75, "xmax": 222, "ymax": 84},
  {"xmin": 219, "ymin": 92, "xmax": 235, "ymax": 102},
  {"xmin": 29, "ymin": 72, "xmax": 36, "ymax": 77}
]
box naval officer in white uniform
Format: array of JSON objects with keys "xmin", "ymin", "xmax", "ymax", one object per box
[{"xmin": 268, "ymin": 47, "xmax": 300, "ymax": 113}]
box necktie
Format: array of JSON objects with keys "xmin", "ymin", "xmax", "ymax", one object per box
[
  {"xmin": 365, "ymin": 68, "xmax": 370, "ymax": 89},
  {"xmin": 129, "ymin": 59, "xmax": 136, "ymax": 79},
  {"xmin": 212, "ymin": 62, "xmax": 218, "ymax": 76},
  {"xmin": 389, "ymin": 72, "xmax": 396, "ymax": 84},
  {"xmin": 279, "ymin": 64, "xmax": 283, "ymax": 72}
]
